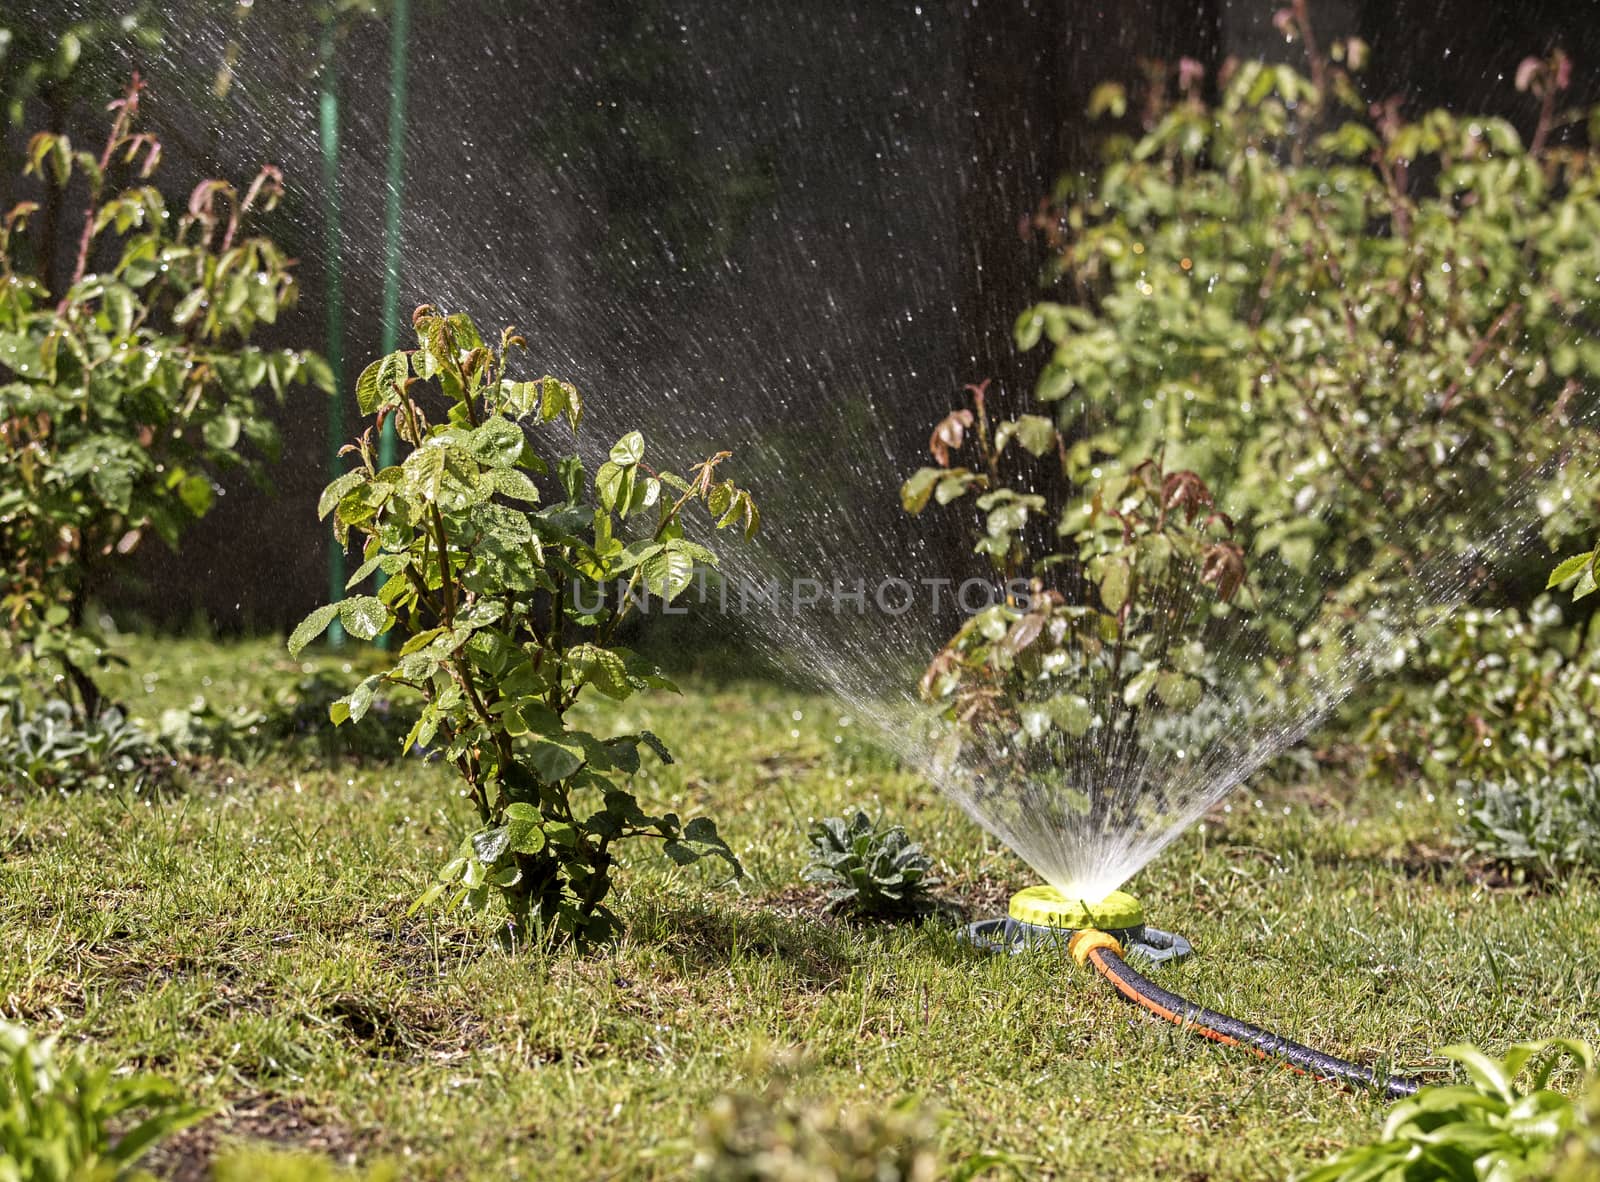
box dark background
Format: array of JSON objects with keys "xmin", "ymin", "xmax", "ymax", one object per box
[{"xmin": 3, "ymin": 0, "xmax": 1597, "ymax": 634}]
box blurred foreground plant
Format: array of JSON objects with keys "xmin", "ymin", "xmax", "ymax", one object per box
[
  {"xmin": 691, "ymin": 1059, "xmax": 1022, "ymax": 1182},
  {"xmin": 0, "ymin": 1019, "xmax": 205, "ymax": 1181},
  {"xmin": 294, "ymin": 306, "xmax": 759, "ymax": 947},
  {"xmin": 211, "ymin": 1149, "xmax": 396, "ymax": 1182},
  {"xmin": 694, "ymin": 1089, "xmax": 941, "ymax": 1182},
  {"xmin": 1302, "ymin": 1040, "xmax": 1595, "ymax": 1182}
]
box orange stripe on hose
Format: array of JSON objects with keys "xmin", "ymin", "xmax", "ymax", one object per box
[{"xmin": 1086, "ymin": 947, "xmax": 1313, "ymax": 1077}]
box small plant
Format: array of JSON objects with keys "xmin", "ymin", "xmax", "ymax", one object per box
[
  {"xmin": 0, "ymin": 76, "xmax": 328, "ymax": 719},
  {"xmin": 0, "ymin": 1019, "xmax": 206, "ymax": 1181},
  {"xmin": 1301, "ymin": 1040, "xmax": 1595, "ymax": 1182},
  {"xmin": 803, "ymin": 809, "xmax": 936, "ymax": 916},
  {"xmin": 0, "ymin": 688, "xmax": 164, "ymax": 793},
  {"xmin": 293, "ymin": 305, "xmax": 759, "ymax": 947},
  {"xmin": 1464, "ymin": 767, "xmax": 1600, "ymax": 881}
]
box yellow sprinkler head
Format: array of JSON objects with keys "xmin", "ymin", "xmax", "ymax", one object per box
[
  {"xmin": 965, "ymin": 885, "xmax": 1187, "ymax": 962},
  {"xmin": 1007, "ymin": 886, "xmax": 1145, "ymax": 933}
]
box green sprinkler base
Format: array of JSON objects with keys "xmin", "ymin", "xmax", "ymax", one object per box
[{"xmin": 963, "ymin": 886, "xmax": 1192, "ymax": 964}]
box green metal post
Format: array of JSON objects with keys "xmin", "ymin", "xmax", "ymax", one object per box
[
  {"xmin": 373, "ymin": 0, "xmax": 409, "ymax": 645},
  {"xmin": 319, "ymin": 21, "xmax": 347, "ymax": 646},
  {"xmin": 380, "ymin": 0, "xmax": 410, "ymax": 399}
]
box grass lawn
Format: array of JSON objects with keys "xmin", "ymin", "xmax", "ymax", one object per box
[{"xmin": 3, "ymin": 635, "xmax": 1597, "ymax": 1180}]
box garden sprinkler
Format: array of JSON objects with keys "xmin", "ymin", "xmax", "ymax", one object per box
[
  {"xmin": 963, "ymin": 886, "xmax": 1192, "ymax": 964},
  {"xmin": 964, "ymin": 886, "xmax": 1420, "ymax": 1100}
]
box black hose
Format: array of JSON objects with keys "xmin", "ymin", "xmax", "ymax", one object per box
[{"xmin": 1087, "ymin": 943, "xmax": 1420, "ymax": 1100}]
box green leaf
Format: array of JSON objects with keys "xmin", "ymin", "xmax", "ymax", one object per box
[
  {"xmin": 489, "ymin": 467, "xmax": 541, "ymax": 502},
  {"xmin": 637, "ymin": 730, "xmax": 674, "ymax": 764},
  {"xmin": 318, "ymin": 469, "xmax": 367, "ymax": 520},
  {"xmin": 541, "ymin": 376, "xmax": 583, "ymax": 431},
  {"xmin": 567, "ymin": 643, "xmax": 632, "ymax": 699},
  {"xmin": 505, "ymin": 803, "xmax": 547, "ymax": 854},
  {"xmin": 288, "ymin": 603, "xmax": 340, "ymax": 655},
  {"xmin": 407, "ymin": 881, "xmax": 449, "ymax": 916},
  {"xmin": 1011, "ymin": 414, "xmax": 1057, "ymax": 457},
  {"xmin": 470, "ymin": 415, "xmax": 526, "ymax": 467},
  {"xmin": 355, "ymin": 351, "xmax": 408, "ymax": 415},
  {"xmin": 471, "ymin": 826, "xmax": 510, "ymax": 864},
  {"xmin": 172, "ymin": 287, "xmax": 206, "ymax": 326},
  {"xmin": 177, "ymin": 474, "xmax": 215, "ymax": 517},
  {"xmin": 594, "ymin": 461, "xmax": 625, "ymax": 511},
  {"xmin": 407, "ymin": 445, "xmax": 447, "ymax": 503},
  {"xmin": 1046, "ymin": 694, "xmax": 1094, "ymax": 738},
  {"xmin": 1122, "ymin": 667, "xmax": 1159, "ymax": 707},
  {"xmin": 1441, "ymin": 1044, "xmax": 1516, "ymax": 1101},
  {"xmin": 558, "ymin": 455, "xmax": 585, "ymax": 502},
  {"xmin": 1014, "ymin": 306, "xmax": 1046, "ymax": 351},
  {"xmin": 900, "ymin": 467, "xmax": 941, "ymax": 514},
  {"xmin": 1155, "ymin": 670, "xmax": 1203, "ymax": 710},
  {"xmin": 1548, "ymin": 550, "xmax": 1595, "ymax": 588},
  {"xmin": 1099, "ymin": 560, "xmax": 1130, "ymax": 613},
  {"xmin": 642, "ymin": 547, "xmax": 696, "ymax": 602},
  {"xmin": 609, "ymin": 430, "xmax": 645, "ymax": 465},
  {"xmin": 529, "ymin": 737, "xmax": 585, "ymax": 782},
  {"xmin": 338, "ymin": 595, "xmax": 388, "ymax": 641}
]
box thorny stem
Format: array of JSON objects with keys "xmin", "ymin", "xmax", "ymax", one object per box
[
  {"xmin": 1439, "ymin": 302, "xmax": 1522, "ymax": 414},
  {"xmin": 62, "ymin": 76, "xmax": 146, "ymax": 312},
  {"xmin": 1529, "ymin": 72, "xmax": 1558, "ymax": 157}
]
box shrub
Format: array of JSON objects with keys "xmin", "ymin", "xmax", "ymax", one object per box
[
  {"xmin": 903, "ymin": 378, "xmax": 1254, "ymax": 790},
  {"xmin": 802, "ymin": 809, "xmax": 936, "ymax": 917},
  {"xmin": 1018, "ymin": 29, "xmax": 1600, "ymax": 630},
  {"xmin": 1363, "ymin": 599, "xmax": 1599, "ymax": 785},
  {"xmin": 0, "ymin": 76, "xmax": 329, "ymax": 719},
  {"xmin": 985, "ymin": 15, "xmax": 1600, "ymax": 836},
  {"xmin": 0, "ymin": 1019, "xmax": 205, "ymax": 1181},
  {"xmin": 293, "ymin": 306, "xmax": 759, "ymax": 947},
  {"xmin": 1301, "ymin": 1040, "xmax": 1595, "ymax": 1182}
]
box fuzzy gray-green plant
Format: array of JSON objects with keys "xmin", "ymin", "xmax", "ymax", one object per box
[
  {"xmin": 1464, "ymin": 767, "xmax": 1600, "ymax": 881},
  {"xmin": 0, "ymin": 690, "xmax": 162, "ymax": 793},
  {"xmin": 802, "ymin": 809, "xmax": 936, "ymax": 916}
]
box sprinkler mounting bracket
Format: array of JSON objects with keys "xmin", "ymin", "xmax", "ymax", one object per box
[
  {"xmin": 961, "ymin": 915, "xmax": 1193, "ymax": 964},
  {"xmin": 961, "ymin": 885, "xmax": 1193, "ymax": 964}
]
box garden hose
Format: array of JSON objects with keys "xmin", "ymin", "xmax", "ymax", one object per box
[{"xmin": 1067, "ymin": 929, "xmax": 1421, "ymax": 1100}]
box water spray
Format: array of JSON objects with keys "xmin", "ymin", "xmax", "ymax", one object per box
[{"xmin": 966, "ymin": 887, "xmax": 1420, "ymax": 1100}]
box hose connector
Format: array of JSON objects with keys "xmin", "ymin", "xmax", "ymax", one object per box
[{"xmin": 1068, "ymin": 928, "xmax": 1123, "ymax": 968}]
